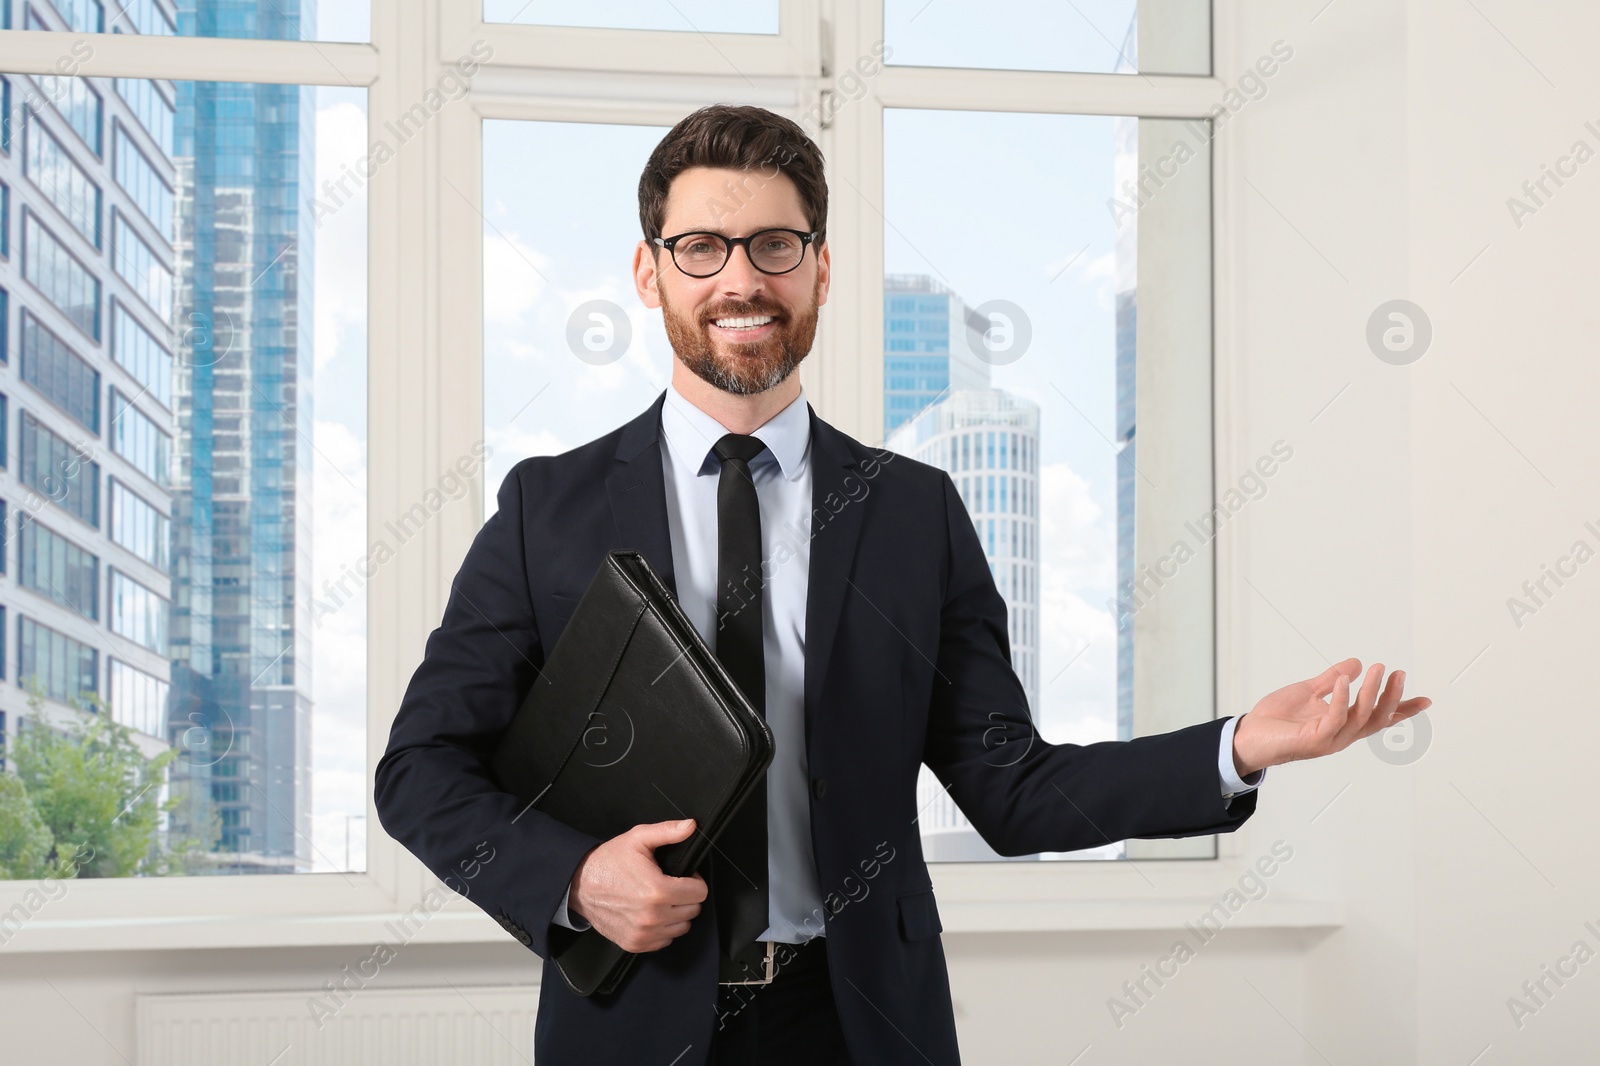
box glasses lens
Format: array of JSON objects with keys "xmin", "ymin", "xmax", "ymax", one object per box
[
  {"xmin": 749, "ymin": 230, "xmax": 805, "ymax": 273},
  {"xmin": 673, "ymin": 233, "xmax": 728, "ymax": 276}
]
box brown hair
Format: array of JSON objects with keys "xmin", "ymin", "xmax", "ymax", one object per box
[{"xmin": 638, "ymin": 104, "xmax": 828, "ymax": 246}]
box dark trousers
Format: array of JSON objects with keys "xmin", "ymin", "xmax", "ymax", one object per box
[{"xmin": 709, "ymin": 936, "xmax": 853, "ymax": 1065}]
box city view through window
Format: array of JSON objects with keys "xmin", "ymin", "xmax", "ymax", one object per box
[{"xmin": 0, "ymin": 1, "xmax": 369, "ymax": 880}]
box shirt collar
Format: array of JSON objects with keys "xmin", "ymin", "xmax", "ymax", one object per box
[{"xmin": 661, "ymin": 378, "xmax": 810, "ymax": 482}]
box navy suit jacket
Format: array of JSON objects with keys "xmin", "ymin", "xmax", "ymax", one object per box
[{"xmin": 374, "ymin": 389, "xmax": 1256, "ymax": 1065}]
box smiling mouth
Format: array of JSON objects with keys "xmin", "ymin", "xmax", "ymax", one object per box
[{"xmin": 709, "ymin": 314, "xmax": 777, "ymax": 332}]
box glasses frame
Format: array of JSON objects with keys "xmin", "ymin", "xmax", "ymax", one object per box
[{"xmin": 652, "ymin": 227, "xmax": 820, "ymax": 278}]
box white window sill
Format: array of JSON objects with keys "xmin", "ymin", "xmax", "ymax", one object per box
[{"xmin": 0, "ymin": 895, "xmax": 1342, "ymax": 954}]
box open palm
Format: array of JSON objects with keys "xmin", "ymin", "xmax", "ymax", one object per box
[{"xmin": 1233, "ymin": 658, "xmax": 1433, "ymax": 776}]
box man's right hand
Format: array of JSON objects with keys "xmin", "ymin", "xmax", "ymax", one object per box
[{"xmin": 568, "ymin": 818, "xmax": 708, "ymax": 953}]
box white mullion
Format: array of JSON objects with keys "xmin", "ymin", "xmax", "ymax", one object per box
[
  {"xmin": 363, "ymin": 0, "xmax": 414, "ymax": 907},
  {"xmin": 0, "ymin": 27, "xmax": 379, "ymax": 86},
  {"xmin": 811, "ymin": 0, "xmax": 884, "ymax": 442},
  {"xmin": 465, "ymin": 67, "xmax": 802, "ymax": 120},
  {"xmin": 439, "ymin": 21, "xmax": 808, "ymax": 80},
  {"xmin": 877, "ymin": 64, "xmax": 1223, "ymax": 119}
]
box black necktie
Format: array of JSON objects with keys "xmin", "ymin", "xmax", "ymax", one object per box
[{"xmin": 710, "ymin": 432, "xmax": 769, "ymax": 960}]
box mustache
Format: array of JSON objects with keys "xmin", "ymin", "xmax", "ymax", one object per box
[{"xmin": 701, "ymin": 300, "xmax": 786, "ymax": 322}]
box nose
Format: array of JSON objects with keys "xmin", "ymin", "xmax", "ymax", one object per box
[{"xmin": 716, "ymin": 242, "xmax": 767, "ymax": 297}]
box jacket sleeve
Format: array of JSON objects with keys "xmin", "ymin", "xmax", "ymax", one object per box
[
  {"xmin": 921, "ymin": 472, "xmax": 1256, "ymax": 857},
  {"xmin": 374, "ymin": 459, "xmax": 604, "ymax": 957}
]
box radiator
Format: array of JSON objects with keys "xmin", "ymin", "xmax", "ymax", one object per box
[{"xmin": 136, "ymin": 984, "xmax": 539, "ymax": 1065}]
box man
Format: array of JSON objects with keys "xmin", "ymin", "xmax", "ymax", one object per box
[{"xmin": 374, "ymin": 105, "xmax": 1431, "ymax": 1065}]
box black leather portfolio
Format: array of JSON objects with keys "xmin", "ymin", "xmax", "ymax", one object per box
[{"xmin": 490, "ymin": 549, "xmax": 775, "ymax": 997}]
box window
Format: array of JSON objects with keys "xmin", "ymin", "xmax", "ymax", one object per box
[
  {"xmin": 19, "ymin": 512, "xmax": 100, "ymax": 621},
  {"xmin": 0, "ymin": 179, "xmax": 8, "ymax": 255},
  {"xmin": 0, "ymin": 287, "xmax": 7, "ymax": 363},
  {"xmin": 109, "ymin": 567, "xmax": 169, "ymax": 654},
  {"xmin": 884, "ymin": 0, "xmax": 1210, "ymax": 75},
  {"xmin": 112, "ymin": 209, "xmax": 172, "ymax": 319},
  {"xmin": 30, "ymin": 68, "xmax": 104, "ymax": 157},
  {"xmin": 21, "ymin": 310, "xmax": 102, "ymax": 432},
  {"xmin": 876, "ymin": 109, "xmax": 1213, "ymax": 865},
  {"xmin": 18, "ymin": 613, "xmax": 99, "ymax": 710},
  {"xmin": 23, "ymin": 108, "xmax": 103, "ymax": 247},
  {"xmin": 108, "ymin": 387, "xmax": 171, "ymax": 488},
  {"xmin": 108, "ymin": 657, "xmax": 170, "ymax": 738},
  {"xmin": 109, "ymin": 476, "xmax": 170, "ymax": 571},
  {"xmin": 483, "ymin": 1, "xmax": 779, "ymax": 33},
  {"xmin": 0, "ymin": 60, "xmax": 370, "ymax": 886},
  {"xmin": 20, "ymin": 408, "xmax": 99, "ymax": 528},
  {"xmin": 113, "ymin": 121, "xmax": 173, "ymax": 233},
  {"xmin": 480, "ymin": 121, "xmax": 671, "ymax": 496},
  {"xmin": 0, "ymin": 77, "xmax": 10, "ymax": 153},
  {"xmin": 0, "ymin": 0, "xmax": 1228, "ymax": 929},
  {"xmin": 47, "ymin": 0, "xmax": 105, "ymax": 34},
  {"xmin": 111, "ymin": 0, "xmax": 174, "ymax": 35},
  {"xmin": 21, "ymin": 208, "xmax": 101, "ymax": 340},
  {"xmin": 114, "ymin": 78, "xmax": 175, "ymax": 161},
  {"xmin": 480, "ymin": 10, "xmax": 1218, "ymax": 873},
  {"xmin": 110, "ymin": 299, "xmax": 173, "ymax": 410}
]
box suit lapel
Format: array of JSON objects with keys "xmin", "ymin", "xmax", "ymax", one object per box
[
  {"xmin": 605, "ymin": 390, "xmax": 869, "ymax": 752},
  {"xmin": 802, "ymin": 403, "xmax": 867, "ymax": 752},
  {"xmin": 606, "ymin": 390, "xmax": 678, "ymax": 601}
]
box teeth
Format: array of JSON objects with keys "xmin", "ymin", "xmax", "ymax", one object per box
[{"xmin": 713, "ymin": 315, "xmax": 774, "ymax": 330}]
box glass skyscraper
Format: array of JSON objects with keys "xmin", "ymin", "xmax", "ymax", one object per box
[
  {"xmin": 883, "ymin": 275, "xmax": 1042, "ymax": 862},
  {"xmin": 166, "ymin": 0, "xmax": 318, "ymax": 872},
  {"xmin": 0, "ymin": 7, "xmax": 181, "ymax": 785},
  {"xmin": 882, "ymin": 274, "xmax": 991, "ymax": 437}
]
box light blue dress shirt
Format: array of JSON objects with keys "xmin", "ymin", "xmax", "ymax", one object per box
[{"xmin": 552, "ymin": 381, "xmax": 1264, "ymax": 937}]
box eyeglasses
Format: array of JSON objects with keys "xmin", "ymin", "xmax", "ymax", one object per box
[{"xmin": 653, "ymin": 228, "xmax": 819, "ymax": 278}]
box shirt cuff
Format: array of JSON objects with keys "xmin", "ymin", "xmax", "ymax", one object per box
[
  {"xmin": 1218, "ymin": 715, "xmax": 1266, "ymax": 798},
  {"xmin": 551, "ymin": 884, "xmax": 592, "ymax": 932}
]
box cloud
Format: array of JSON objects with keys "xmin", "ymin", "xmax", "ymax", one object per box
[
  {"xmin": 312, "ymin": 97, "xmax": 368, "ymax": 375},
  {"xmin": 1035, "ymin": 459, "xmax": 1118, "ymax": 744},
  {"xmin": 309, "ymin": 415, "xmax": 369, "ymax": 871},
  {"xmin": 485, "ymin": 231, "xmax": 553, "ymax": 323}
]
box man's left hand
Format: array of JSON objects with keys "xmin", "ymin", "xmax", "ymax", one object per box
[{"xmin": 1232, "ymin": 658, "xmax": 1432, "ymax": 778}]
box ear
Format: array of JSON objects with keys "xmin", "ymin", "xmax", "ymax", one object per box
[
  {"xmin": 633, "ymin": 239, "xmax": 663, "ymax": 309},
  {"xmin": 815, "ymin": 239, "xmax": 831, "ymax": 308}
]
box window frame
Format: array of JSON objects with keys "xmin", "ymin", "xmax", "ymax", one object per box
[{"xmin": 0, "ymin": 0, "xmax": 1337, "ymax": 954}]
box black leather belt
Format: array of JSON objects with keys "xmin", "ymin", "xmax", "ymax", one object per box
[{"xmin": 718, "ymin": 936, "xmax": 824, "ymax": 985}]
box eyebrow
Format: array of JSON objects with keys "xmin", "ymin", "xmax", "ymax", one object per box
[{"xmin": 663, "ymin": 225, "xmax": 809, "ymax": 236}]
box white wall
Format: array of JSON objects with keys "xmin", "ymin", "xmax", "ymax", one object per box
[{"xmin": 5, "ymin": 1, "xmax": 1598, "ymax": 1062}]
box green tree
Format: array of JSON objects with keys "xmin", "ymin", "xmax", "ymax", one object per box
[
  {"xmin": 10, "ymin": 683, "xmax": 180, "ymax": 878},
  {"xmin": 0, "ymin": 772, "xmax": 55, "ymax": 880}
]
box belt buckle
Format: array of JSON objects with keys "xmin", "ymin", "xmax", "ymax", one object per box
[{"xmin": 719, "ymin": 940, "xmax": 777, "ymax": 986}]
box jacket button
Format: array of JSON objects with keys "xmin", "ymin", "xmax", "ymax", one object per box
[{"xmin": 812, "ymin": 777, "xmax": 828, "ymax": 800}]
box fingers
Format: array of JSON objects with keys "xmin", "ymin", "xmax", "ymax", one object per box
[
  {"xmin": 1310, "ymin": 657, "xmax": 1362, "ymax": 697},
  {"xmin": 632, "ymin": 918, "xmax": 696, "ymax": 953},
  {"xmin": 657, "ymin": 872, "xmax": 709, "ymax": 906},
  {"xmin": 1320, "ymin": 673, "xmax": 1352, "ymax": 740},
  {"xmin": 1339, "ymin": 663, "xmax": 1384, "ymax": 742},
  {"xmin": 1393, "ymin": 695, "xmax": 1431, "ymax": 720},
  {"xmin": 1374, "ymin": 669, "xmax": 1404, "ymax": 721},
  {"xmin": 1352, "ymin": 673, "xmax": 1434, "ymax": 743},
  {"xmin": 630, "ymin": 818, "xmax": 697, "ymax": 850}
]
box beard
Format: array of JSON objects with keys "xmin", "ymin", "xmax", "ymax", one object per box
[{"xmin": 661, "ymin": 272, "xmax": 821, "ymax": 396}]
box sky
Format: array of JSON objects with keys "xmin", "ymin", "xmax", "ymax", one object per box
[{"xmin": 305, "ymin": 77, "xmax": 370, "ymax": 873}]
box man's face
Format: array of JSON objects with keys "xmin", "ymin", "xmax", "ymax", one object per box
[{"xmin": 635, "ymin": 166, "xmax": 831, "ymax": 396}]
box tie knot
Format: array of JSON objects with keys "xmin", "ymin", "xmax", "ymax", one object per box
[{"xmin": 712, "ymin": 432, "xmax": 767, "ymax": 466}]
